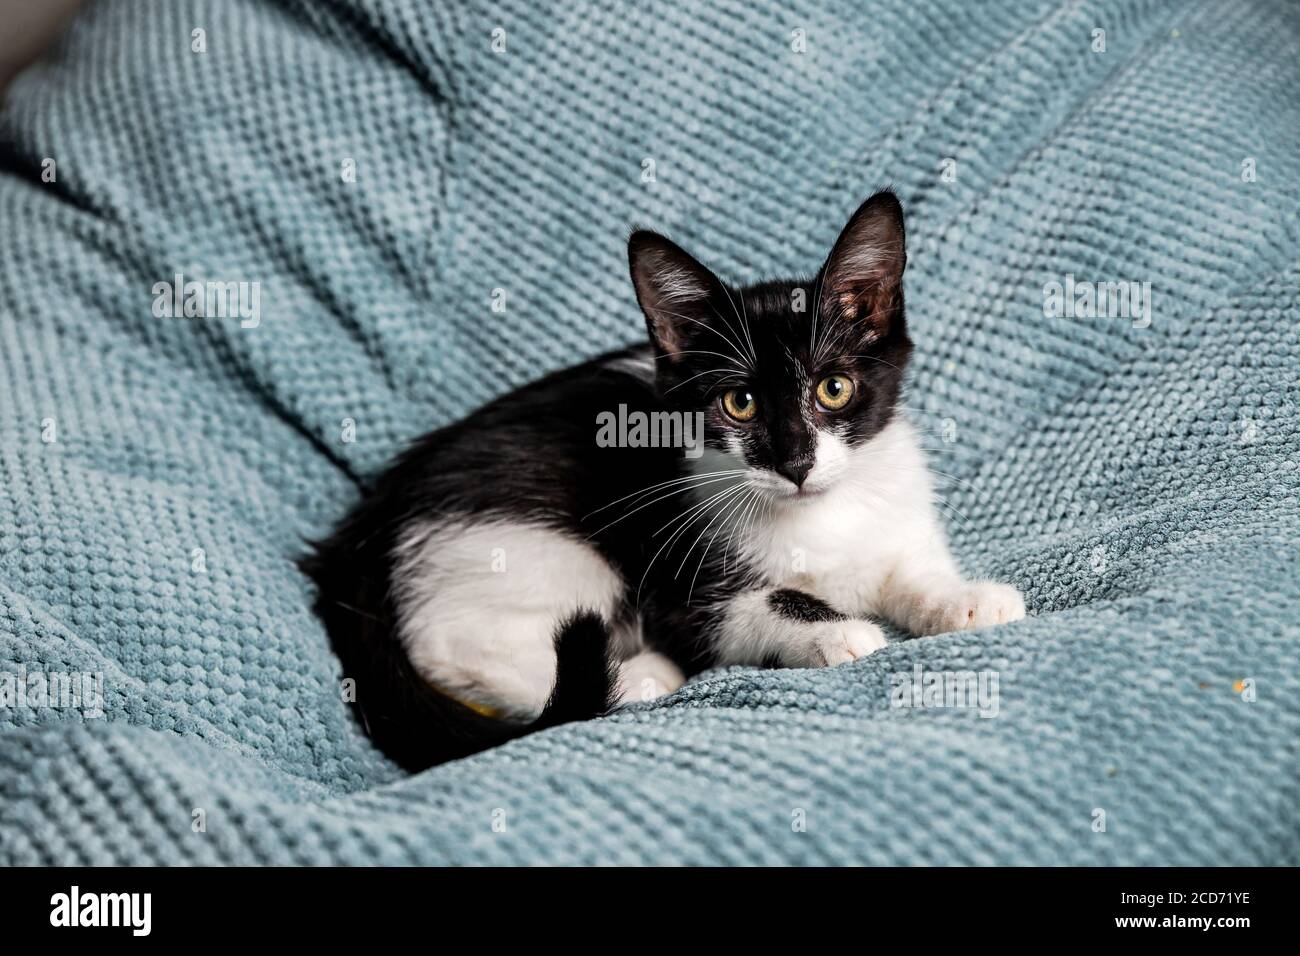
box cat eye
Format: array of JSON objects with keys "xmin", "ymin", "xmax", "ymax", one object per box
[
  {"xmin": 720, "ymin": 388, "xmax": 759, "ymax": 422},
  {"xmin": 815, "ymin": 374, "xmax": 855, "ymax": 411}
]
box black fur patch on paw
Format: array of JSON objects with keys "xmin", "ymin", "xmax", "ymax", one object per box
[{"xmin": 767, "ymin": 588, "xmax": 845, "ymax": 623}]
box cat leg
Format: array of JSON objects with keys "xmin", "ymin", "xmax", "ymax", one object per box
[
  {"xmin": 876, "ymin": 552, "xmax": 1025, "ymax": 637},
  {"xmin": 713, "ymin": 587, "xmax": 887, "ymax": 668},
  {"xmin": 390, "ymin": 517, "xmax": 625, "ymax": 721}
]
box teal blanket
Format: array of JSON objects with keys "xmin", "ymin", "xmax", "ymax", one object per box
[{"xmin": 1, "ymin": 0, "xmax": 1297, "ymax": 865}]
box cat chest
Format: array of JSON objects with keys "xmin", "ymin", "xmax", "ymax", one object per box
[{"xmin": 739, "ymin": 505, "xmax": 903, "ymax": 599}]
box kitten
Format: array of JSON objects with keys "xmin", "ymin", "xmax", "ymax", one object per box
[{"xmin": 304, "ymin": 190, "xmax": 1025, "ymax": 770}]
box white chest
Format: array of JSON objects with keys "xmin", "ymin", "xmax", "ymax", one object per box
[
  {"xmin": 722, "ymin": 418, "xmax": 951, "ymax": 614},
  {"xmin": 741, "ymin": 489, "xmax": 939, "ymax": 610}
]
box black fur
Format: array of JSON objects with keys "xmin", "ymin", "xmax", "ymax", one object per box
[
  {"xmin": 768, "ymin": 588, "xmax": 846, "ymax": 623},
  {"xmin": 303, "ymin": 191, "xmax": 912, "ymax": 770}
]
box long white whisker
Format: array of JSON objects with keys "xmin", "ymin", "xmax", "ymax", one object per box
[
  {"xmin": 583, "ymin": 469, "xmax": 745, "ymax": 519},
  {"xmin": 585, "ymin": 472, "xmax": 744, "ymax": 537},
  {"xmin": 719, "ymin": 285, "xmax": 756, "ymax": 364},
  {"xmin": 676, "ymin": 481, "xmax": 753, "ymax": 581},
  {"xmin": 653, "ymin": 349, "xmax": 744, "ymax": 366},
  {"xmin": 726, "ymin": 483, "xmax": 767, "ymax": 572},
  {"xmin": 666, "ymin": 367, "xmax": 746, "ymax": 393},
  {"xmin": 838, "ymin": 353, "xmax": 906, "ymax": 373},
  {"xmin": 653, "ymin": 307, "xmax": 752, "ymax": 370},
  {"xmin": 929, "ymin": 494, "xmax": 976, "ymax": 530},
  {"xmin": 690, "ymin": 486, "xmax": 757, "ymax": 600},
  {"xmin": 815, "ymin": 315, "xmax": 860, "ymax": 365},
  {"xmin": 708, "ymin": 301, "xmax": 752, "ymax": 367},
  {"xmin": 637, "ymin": 482, "xmax": 747, "ymax": 604},
  {"xmin": 810, "ymin": 273, "xmax": 825, "ymax": 360},
  {"xmin": 650, "ymin": 481, "xmax": 742, "ymax": 539},
  {"xmin": 849, "ymin": 460, "xmax": 982, "ymax": 493},
  {"xmin": 738, "ymin": 293, "xmax": 756, "ymax": 363}
]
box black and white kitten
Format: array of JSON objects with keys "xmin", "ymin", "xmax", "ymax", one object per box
[{"xmin": 304, "ymin": 191, "xmax": 1024, "ymax": 770}]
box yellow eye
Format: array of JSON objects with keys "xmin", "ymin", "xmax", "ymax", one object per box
[
  {"xmin": 816, "ymin": 374, "xmax": 854, "ymax": 411},
  {"xmin": 721, "ymin": 388, "xmax": 758, "ymax": 422}
]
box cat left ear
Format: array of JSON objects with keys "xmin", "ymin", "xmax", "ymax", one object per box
[
  {"xmin": 819, "ymin": 190, "xmax": 907, "ymax": 340},
  {"xmin": 628, "ymin": 231, "xmax": 724, "ymax": 361}
]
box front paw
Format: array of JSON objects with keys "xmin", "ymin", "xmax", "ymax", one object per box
[
  {"xmin": 900, "ymin": 581, "xmax": 1025, "ymax": 636},
  {"xmin": 803, "ymin": 619, "xmax": 888, "ymax": 667},
  {"xmin": 616, "ymin": 650, "xmax": 686, "ymax": 706}
]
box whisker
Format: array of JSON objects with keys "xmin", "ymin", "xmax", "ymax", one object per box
[
  {"xmin": 815, "ymin": 315, "xmax": 861, "ymax": 364},
  {"xmin": 725, "ymin": 483, "xmax": 767, "ymax": 572},
  {"xmin": 584, "ymin": 472, "xmax": 745, "ymax": 537},
  {"xmin": 738, "ymin": 293, "xmax": 755, "ymax": 363},
  {"xmin": 637, "ymin": 483, "xmax": 748, "ymax": 604},
  {"xmin": 688, "ymin": 485, "xmax": 757, "ymax": 602},
  {"xmin": 838, "ymin": 353, "xmax": 906, "ymax": 373},
  {"xmin": 676, "ymin": 481, "xmax": 752, "ymax": 580},
  {"xmin": 582, "ymin": 469, "xmax": 745, "ymax": 520},
  {"xmin": 712, "ymin": 295, "xmax": 753, "ymax": 366},
  {"xmin": 930, "ymin": 496, "xmax": 975, "ymax": 531},
  {"xmin": 652, "ymin": 307, "xmax": 752, "ymax": 370},
  {"xmin": 650, "ymin": 480, "xmax": 743, "ymax": 539},
  {"xmin": 810, "ymin": 274, "xmax": 826, "ymax": 362},
  {"xmin": 653, "ymin": 350, "xmax": 746, "ymax": 368},
  {"xmin": 666, "ymin": 367, "xmax": 746, "ymax": 393},
  {"xmin": 854, "ymin": 460, "xmax": 982, "ymax": 493},
  {"xmin": 719, "ymin": 284, "xmax": 756, "ymax": 365}
]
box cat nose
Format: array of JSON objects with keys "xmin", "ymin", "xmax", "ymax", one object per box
[{"xmin": 777, "ymin": 459, "xmax": 812, "ymax": 489}]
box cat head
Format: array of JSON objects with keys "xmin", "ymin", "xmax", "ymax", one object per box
[{"xmin": 628, "ymin": 190, "xmax": 912, "ymax": 502}]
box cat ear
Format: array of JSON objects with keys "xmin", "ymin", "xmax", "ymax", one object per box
[
  {"xmin": 819, "ymin": 190, "xmax": 907, "ymax": 340},
  {"xmin": 628, "ymin": 231, "xmax": 724, "ymax": 360}
]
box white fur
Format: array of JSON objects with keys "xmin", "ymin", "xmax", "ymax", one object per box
[
  {"xmin": 616, "ymin": 650, "xmax": 686, "ymax": 704},
  {"xmin": 880, "ymin": 576, "xmax": 1025, "ymax": 635},
  {"xmin": 653, "ymin": 265, "xmax": 708, "ymax": 303},
  {"xmin": 702, "ymin": 415, "xmax": 1025, "ymax": 664},
  {"xmin": 716, "ymin": 591, "xmax": 887, "ymax": 666},
  {"xmin": 736, "ymin": 418, "xmax": 954, "ymax": 606},
  {"xmin": 391, "ymin": 518, "xmax": 626, "ymax": 721}
]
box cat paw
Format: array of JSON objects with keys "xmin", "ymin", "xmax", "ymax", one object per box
[
  {"xmin": 805, "ymin": 619, "xmax": 888, "ymax": 667},
  {"xmin": 616, "ymin": 650, "xmax": 686, "ymax": 705},
  {"xmin": 900, "ymin": 581, "xmax": 1025, "ymax": 636}
]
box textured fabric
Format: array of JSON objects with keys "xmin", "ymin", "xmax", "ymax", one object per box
[{"xmin": 1, "ymin": 0, "xmax": 1298, "ymax": 865}]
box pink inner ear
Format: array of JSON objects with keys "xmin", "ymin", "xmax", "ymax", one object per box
[
  {"xmin": 838, "ymin": 291, "xmax": 861, "ymax": 321},
  {"xmin": 837, "ymin": 292, "xmax": 883, "ymax": 343},
  {"xmin": 833, "ymin": 278, "xmax": 895, "ymax": 335},
  {"xmin": 630, "ymin": 234, "xmax": 725, "ymax": 359},
  {"xmin": 820, "ymin": 193, "xmax": 907, "ymax": 337},
  {"xmin": 825, "ymin": 237, "xmax": 904, "ymax": 337}
]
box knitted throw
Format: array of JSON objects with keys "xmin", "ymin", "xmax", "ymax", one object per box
[{"xmin": 1, "ymin": 0, "xmax": 1297, "ymax": 864}]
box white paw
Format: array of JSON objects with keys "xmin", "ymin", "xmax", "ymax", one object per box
[
  {"xmin": 902, "ymin": 581, "xmax": 1025, "ymax": 636},
  {"xmin": 616, "ymin": 650, "xmax": 686, "ymax": 705},
  {"xmin": 805, "ymin": 619, "xmax": 888, "ymax": 667}
]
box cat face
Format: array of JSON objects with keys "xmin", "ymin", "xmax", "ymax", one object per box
[{"xmin": 629, "ymin": 190, "xmax": 913, "ymax": 502}]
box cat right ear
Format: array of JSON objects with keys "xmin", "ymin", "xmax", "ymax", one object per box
[
  {"xmin": 818, "ymin": 190, "xmax": 907, "ymax": 341},
  {"xmin": 628, "ymin": 231, "xmax": 723, "ymax": 361}
]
